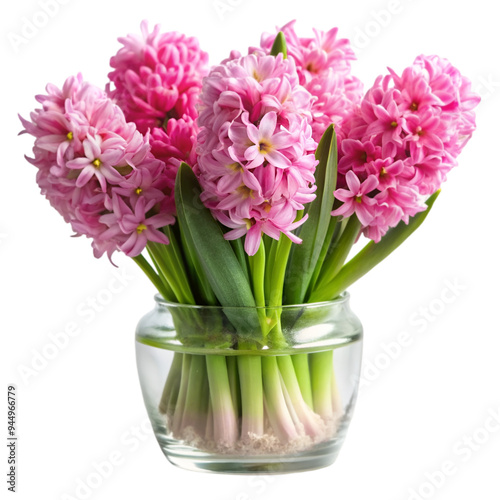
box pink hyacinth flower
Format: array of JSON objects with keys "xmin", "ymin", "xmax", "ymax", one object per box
[
  {"xmin": 236, "ymin": 112, "xmax": 292, "ymax": 169},
  {"xmin": 20, "ymin": 74, "xmax": 176, "ymax": 260},
  {"xmin": 334, "ymin": 54, "xmax": 479, "ymax": 241},
  {"xmin": 108, "ymin": 21, "xmax": 209, "ymax": 134},
  {"xmin": 259, "ymin": 21, "xmax": 363, "ymax": 141},
  {"xmin": 66, "ymin": 134, "xmax": 125, "ymax": 191},
  {"xmin": 101, "ymin": 196, "xmax": 173, "ymax": 257},
  {"xmin": 332, "ymin": 171, "xmax": 378, "ymax": 226},
  {"xmin": 196, "ymin": 51, "xmax": 318, "ymax": 255}
]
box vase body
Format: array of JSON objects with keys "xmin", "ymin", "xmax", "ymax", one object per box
[{"xmin": 135, "ymin": 294, "xmax": 362, "ymax": 473}]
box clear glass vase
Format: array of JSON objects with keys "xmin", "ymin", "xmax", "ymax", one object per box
[{"xmin": 135, "ymin": 293, "xmax": 363, "ymax": 473}]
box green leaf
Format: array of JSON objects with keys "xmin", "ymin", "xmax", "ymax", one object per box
[
  {"xmin": 309, "ymin": 190, "xmax": 441, "ymax": 301},
  {"xmin": 175, "ymin": 163, "xmax": 256, "ymax": 308},
  {"xmin": 306, "ymin": 216, "xmax": 337, "ymax": 295},
  {"xmin": 176, "ymin": 216, "xmax": 218, "ymax": 305},
  {"xmin": 132, "ymin": 254, "xmax": 174, "ymax": 301},
  {"xmin": 175, "ymin": 164, "xmax": 260, "ymax": 336},
  {"xmin": 309, "ymin": 215, "xmax": 361, "ymax": 296},
  {"xmin": 284, "ymin": 125, "xmax": 338, "ymax": 304},
  {"xmin": 270, "ymin": 31, "xmax": 287, "ymax": 59},
  {"xmin": 229, "ymin": 238, "xmax": 250, "ymax": 286}
]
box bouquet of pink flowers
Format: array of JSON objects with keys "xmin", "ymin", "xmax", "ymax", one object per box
[{"xmin": 20, "ymin": 20, "xmax": 479, "ymax": 465}]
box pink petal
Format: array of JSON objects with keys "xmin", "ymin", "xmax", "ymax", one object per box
[
  {"xmin": 345, "ymin": 171, "xmax": 361, "ymax": 193},
  {"xmin": 224, "ymin": 226, "xmax": 247, "ymax": 241},
  {"xmin": 144, "ymin": 227, "xmax": 169, "ymax": 245},
  {"xmin": 67, "ymin": 157, "xmax": 91, "ymax": 170},
  {"xmin": 75, "ymin": 165, "xmax": 96, "ymax": 188},
  {"xmin": 361, "ymin": 174, "xmax": 379, "ymax": 194},
  {"xmin": 244, "ymin": 145, "xmax": 260, "ymax": 162},
  {"xmin": 331, "ymin": 200, "xmax": 355, "ymax": 218},
  {"xmin": 83, "ymin": 136, "xmax": 101, "ymax": 159},
  {"xmin": 265, "ymin": 149, "xmax": 291, "ymax": 168},
  {"xmin": 244, "ymin": 224, "xmax": 262, "ymax": 256},
  {"xmin": 355, "ymin": 203, "xmax": 375, "ymax": 226},
  {"xmin": 259, "ymin": 112, "xmax": 277, "ymax": 139}
]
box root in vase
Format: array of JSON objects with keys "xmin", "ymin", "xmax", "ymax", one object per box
[{"xmin": 161, "ymin": 408, "xmax": 343, "ymax": 455}]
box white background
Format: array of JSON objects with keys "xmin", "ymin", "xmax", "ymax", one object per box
[{"xmin": 1, "ymin": 0, "xmax": 500, "ymax": 499}]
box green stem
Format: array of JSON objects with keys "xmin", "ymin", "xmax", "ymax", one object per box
[
  {"xmin": 238, "ymin": 241, "xmax": 267, "ymax": 439},
  {"xmin": 310, "ymin": 216, "xmax": 361, "ymax": 300},
  {"xmin": 147, "ymin": 243, "xmax": 183, "ymax": 302},
  {"xmin": 146, "ymin": 247, "xmax": 175, "ymax": 299},
  {"xmin": 147, "ymin": 242, "xmax": 195, "ymax": 304},
  {"xmin": 311, "ymin": 191, "xmax": 441, "ymax": 301},
  {"xmin": 205, "ymin": 399, "xmax": 213, "ymax": 440},
  {"xmin": 227, "ymin": 356, "xmax": 241, "ymax": 417},
  {"xmin": 310, "ymin": 350, "xmax": 334, "ymax": 420},
  {"xmin": 163, "ymin": 228, "xmax": 197, "ymax": 304},
  {"xmin": 248, "ymin": 240, "xmax": 270, "ymax": 335},
  {"xmin": 267, "ymin": 233, "xmax": 296, "ymax": 347},
  {"xmin": 248, "ymin": 240, "xmax": 266, "ymax": 307},
  {"xmin": 331, "ymin": 360, "xmax": 342, "ymax": 417},
  {"xmin": 237, "ymin": 355, "xmax": 264, "ymax": 438},
  {"xmin": 264, "ymin": 238, "xmax": 278, "ymax": 304},
  {"xmin": 262, "ymin": 356, "xmax": 298, "ymax": 443},
  {"xmin": 269, "ymin": 234, "xmax": 295, "ymax": 308},
  {"xmin": 305, "ymin": 217, "xmax": 338, "ymax": 300},
  {"xmin": 159, "ymin": 352, "xmax": 183, "ymax": 414},
  {"xmin": 181, "ymin": 355, "xmax": 208, "ymax": 436},
  {"xmin": 172, "ymin": 354, "xmax": 192, "ymax": 435},
  {"xmin": 205, "ymin": 355, "xmax": 238, "ymax": 445},
  {"xmin": 133, "ymin": 254, "xmax": 174, "ymax": 301},
  {"xmin": 277, "ymin": 355, "xmax": 323, "ymax": 437},
  {"xmin": 230, "ymin": 238, "xmax": 251, "ymax": 286},
  {"xmin": 291, "ymin": 353, "xmax": 314, "ymax": 408}
]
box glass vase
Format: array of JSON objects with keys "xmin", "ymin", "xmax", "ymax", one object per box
[{"xmin": 135, "ymin": 293, "xmax": 362, "ymax": 473}]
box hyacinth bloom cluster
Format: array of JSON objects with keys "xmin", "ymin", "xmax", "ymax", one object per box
[
  {"xmin": 108, "ymin": 21, "xmax": 209, "ymax": 134},
  {"xmin": 20, "ymin": 74, "xmax": 174, "ymax": 258},
  {"xmin": 196, "ymin": 52, "xmax": 318, "ymax": 256},
  {"xmin": 259, "ymin": 21, "xmax": 364, "ymax": 142},
  {"xmin": 107, "ymin": 22, "xmax": 208, "ymax": 216},
  {"xmin": 333, "ymin": 54, "xmax": 480, "ymax": 241}
]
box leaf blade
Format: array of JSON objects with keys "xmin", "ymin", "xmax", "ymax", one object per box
[
  {"xmin": 270, "ymin": 31, "xmax": 288, "ymax": 59},
  {"xmin": 284, "ymin": 125, "xmax": 338, "ymax": 304},
  {"xmin": 175, "ymin": 163, "xmax": 256, "ymax": 309},
  {"xmin": 310, "ymin": 190, "xmax": 441, "ymax": 301}
]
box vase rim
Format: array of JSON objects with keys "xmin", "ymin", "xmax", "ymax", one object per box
[{"xmin": 153, "ymin": 292, "xmax": 350, "ymax": 310}]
